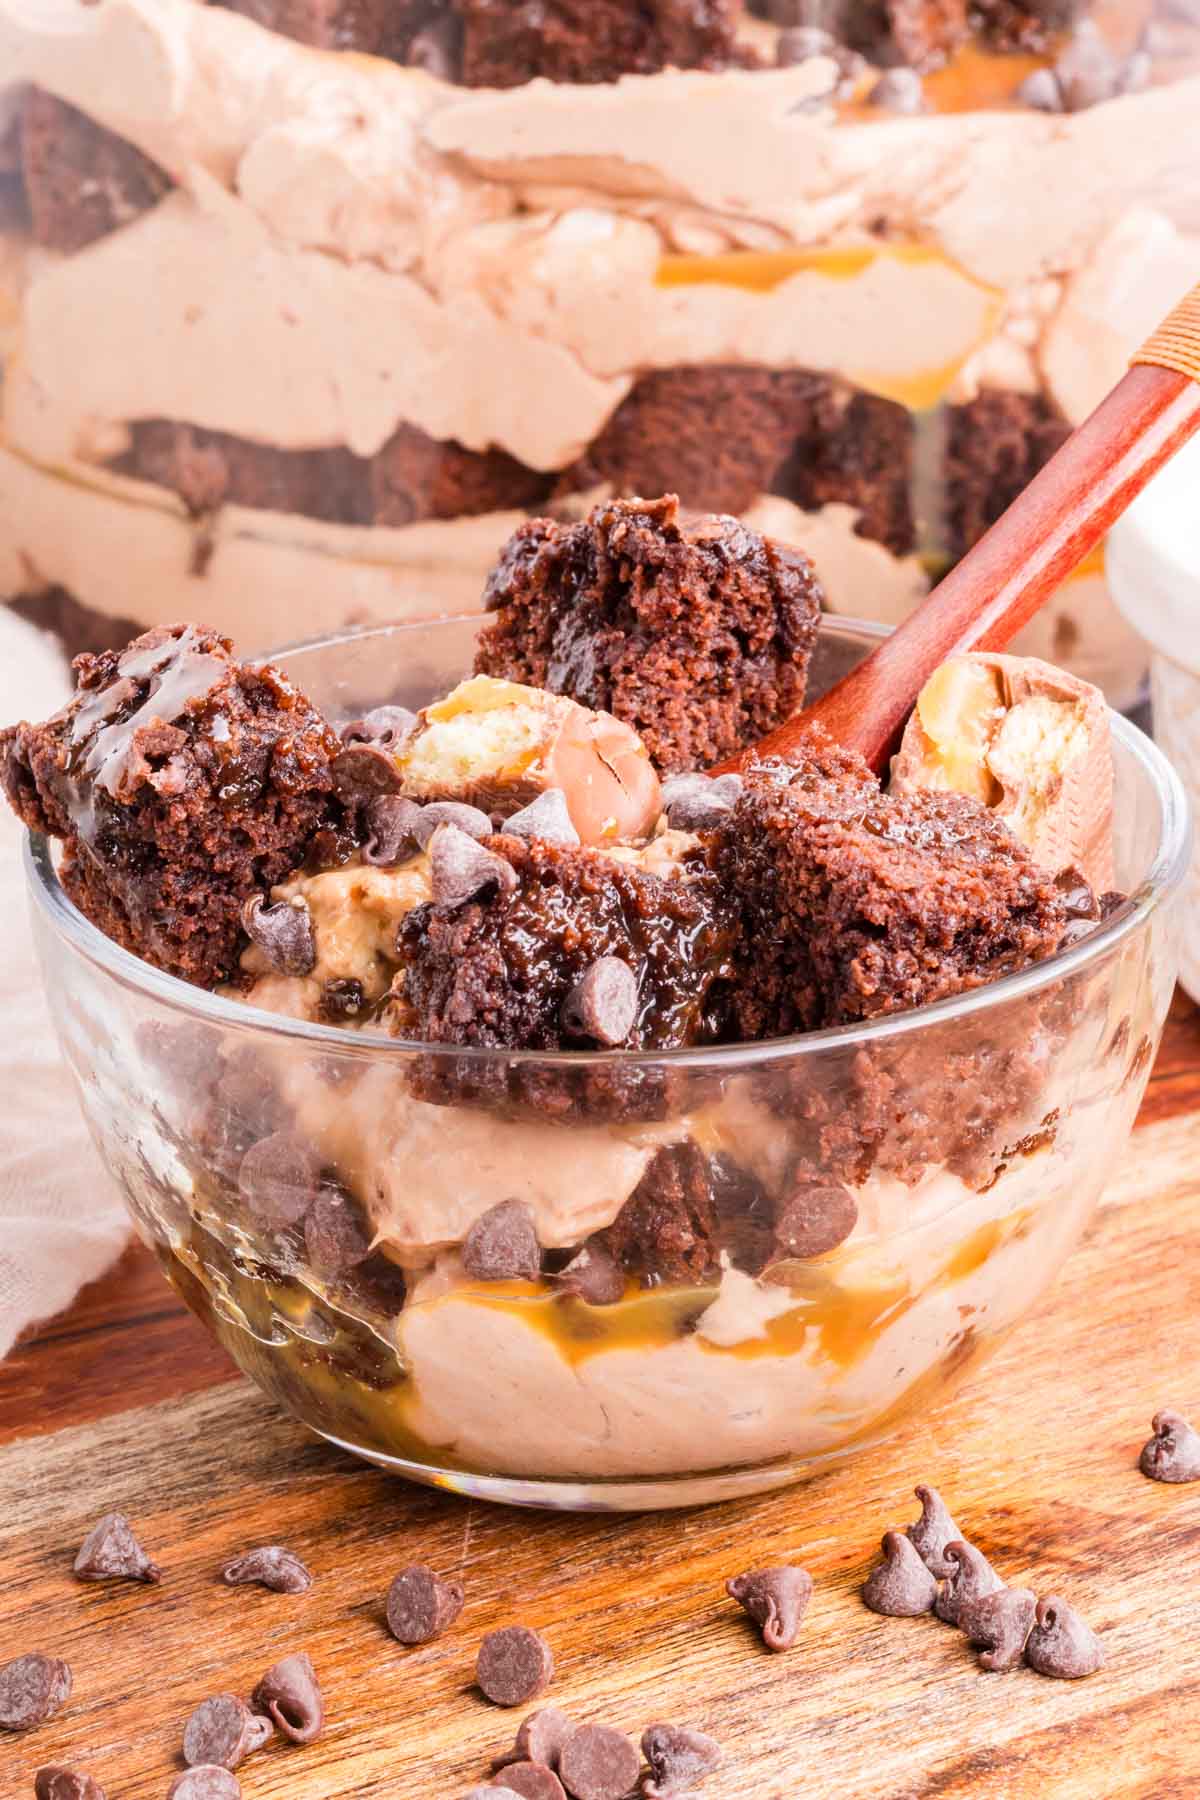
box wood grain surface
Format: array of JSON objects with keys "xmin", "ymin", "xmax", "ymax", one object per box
[{"xmin": 1, "ymin": 995, "xmax": 1198, "ymax": 1800}]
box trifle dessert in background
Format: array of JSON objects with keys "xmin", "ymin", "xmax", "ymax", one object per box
[
  {"xmin": 0, "ymin": 0, "xmax": 1198, "ymax": 700},
  {"xmin": 1, "ymin": 498, "xmax": 1185, "ymax": 1507}
]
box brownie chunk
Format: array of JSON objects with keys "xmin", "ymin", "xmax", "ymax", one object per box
[
  {"xmin": 781, "ymin": 385, "xmax": 916, "ymax": 557},
  {"xmin": 843, "ymin": 0, "xmax": 969, "ymax": 67},
  {"xmin": 21, "ymin": 89, "xmax": 170, "ymax": 254},
  {"xmin": 946, "ymin": 389, "xmax": 1071, "ymax": 564},
  {"xmin": 122, "ymin": 423, "xmax": 372, "ymax": 526},
  {"xmin": 721, "ymin": 731, "xmax": 1066, "ymax": 1038},
  {"xmin": 0, "ymin": 624, "xmax": 345, "ymax": 987},
  {"xmin": 475, "ymin": 496, "xmax": 823, "ymax": 776},
  {"xmin": 453, "ymin": 0, "xmax": 744, "ymax": 87},
  {"xmin": 595, "ymin": 1141, "xmax": 775, "ymax": 1286},
  {"xmin": 370, "ymin": 423, "xmax": 553, "ymax": 526}
]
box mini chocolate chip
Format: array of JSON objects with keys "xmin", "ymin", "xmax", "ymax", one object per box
[
  {"xmin": 960, "ymin": 1586, "xmax": 1037, "ymax": 1672},
  {"xmin": 430, "ymin": 824, "xmax": 519, "ymax": 909},
  {"xmin": 0, "ymin": 1655, "xmax": 72, "ymax": 1732},
  {"xmin": 340, "ymin": 706, "xmax": 416, "ymax": 750},
  {"xmin": 726, "ymin": 1565, "xmax": 812, "ymax": 1651},
  {"xmin": 660, "ymin": 774, "xmax": 711, "ymax": 806},
  {"xmin": 221, "ymin": 1546, "xmax": 312, "ymax": 1595},
  {"xmin": 74, "ymin": 1512, "xmax": 161, "ymax": 1585},
  {"xmin": 510, "ymin": 1707, "xmax": 576, "ymax": 1770},
  {"xmin": 775, "ymin": 1181, "xmax": 857, "ymax": 1259},
  {"xmin": 554, "ymin": 1242, "xmax": 625, "ymax": 1306},
  {"xmin": 561, "ymin": 958, "xmax": 639, "ymax": 1047},
  {"xmin": 861, "ymin": 1530, "xmax": 938, "ymax": 1617},
  {"xmin": 386, "ymin": 1565, "xmax": 465, "ymax": 1645},
  {"xmin": 331, "ymin": 742, "xmax": 404, "ymax": 802},
  {"xmin": 641, "ymin": 1722, "xmax": 722, "ymax": 1797},
  {"xmin": 167, "ymin": 1772, "xmax": 241, "ymax": 1800},
  {"xmin": 557, "ymin": 1725, "xmax": 640, "ymax": 1800},
  {"xmin": 709, "ymin": 773, "xmax": 743, "ymax": 803},
  {"xmin": 251, "ymin": 1653, "xmax": 323, "ymax": 1744},
  {"xmin": 869, "ymin": 68, "xmax": 925, "ymax": 111},
  {"xmin": 502, "ymin": 790, "xmax": 581, "ymax": 847},
  {"xmin": 34, "ymin": 1770, "xmax": 106, "ymax": 1800},
  {"xmin": 497, "ymin": 1764, "xmax": 566, "ymax": 1800},
  {"xmin": 320, "ymin": 977, "xmax": 367, "ymax": 1020},
  {"xmin": 476, "ymin": 1627, "xmax": 554, "ymax": 1708},
  {"xmin": 1017, "ymin": 67, "xmax": 1064, "ymax": 110},
  {"xmin": 1140, "ymin": 1409, "xmax": 1200, "ymax": 1482},
  {"xmin": 934, "ymin": 1541, "xmax": 1003, "ymax": 1626},
  {"xmin": 1054, "ymin": 22, "xmax": 1123, "ymax": 108},
  {"xmin": 1024, "ymin": 1596, "xmax": 1105, "ymax": 1678},
  {"xmin": 462, "ymin": 1201, "xmax": 542, "ymax": 1283},
  {"xmin": 363, "ymin": 793, "xmax": 425, "ymax": 866},
  {"xmin": 1054, "ymin": 866, "xmax": 1099, "ymax": 919},
  {"xmin": 183, "ymin": 1696, "xmax": 272, "ymax": 1771},
  {"xmin": 906, "ymin": 1484, "xmax": 962, "ymax": 1578},
  {"xmin": 415, "ymin": 802, "xmax": 495, "ymax": 848},
  {"xmin": 663, "ymin": 785, "xmax": 734, "ymax": 832},
  {"xmin": 237, "ymin": 1133, "xmax": 322, "ymax": 1228},
  {"xmin": 305, "ymin": 1184, "xmax": 373, "ymax": 1278},
  {"xmin": 241, "ymin": 894, "xmax": 316, "ymax": 977}
]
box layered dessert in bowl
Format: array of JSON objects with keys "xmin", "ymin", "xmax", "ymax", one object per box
[
  {"xmin": 3, "ymin": 499, "xmax": 1187, "ymax": 1508},
  {"xmin": 1, "ymin": 0, "xmax": 1198, "ymax": 701}
]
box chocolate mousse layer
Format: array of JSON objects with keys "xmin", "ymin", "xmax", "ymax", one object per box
[{"xmin": 21, "ymin": 88, "xmax": 170, "ymax": 253}]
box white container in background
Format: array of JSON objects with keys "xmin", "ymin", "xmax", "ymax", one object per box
[{"xmin": 1109, "ymin": 436, "xmax": 1200, "ymax": 1002}]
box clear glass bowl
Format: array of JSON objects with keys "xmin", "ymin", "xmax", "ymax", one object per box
[{"xmin": 24, "ymin": 617, "xmax": 1189, "ymax": 1510}]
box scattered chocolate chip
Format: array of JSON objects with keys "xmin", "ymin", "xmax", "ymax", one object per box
[
  {"xmin": 463, "ymin": 1789, "xmax": 522, "ymax": 1800},
  {"xmin": 906, "ymin": 1484, "xmax": 962, "ymax": 1578},
  {"xmin": 237, "ymin": 1132, "xmax": 322, "ymax": 1228},
  {"xmin": 861, "ymin": 1530, "xmax": 938, "ymax": 1617},
  {"xmin": 241, "ymin": 894, "xmax": 316, "ymax": 977},
  {"xmin": 561, "ymin": 958, "xmax": 639, "ymax": 1047},
  {"xmin": 74, "ymin": 1512, "xmax": 161, "ymax": 1585},
  {"xmin": 363, "ymin": 793, "xmax": 425, "ymax": 866},
  {"xmin": 1140, "ymin": 1408, "xmax": 1200, "ymax": 1482},
  {"xmin": 557, "ymin": 1725, "xmax": 641, "ymax": 1800},
  {"xmin": 221, "ymin": 1546, "xmax": 313, "ymax": 1595},
  {"xmin": 726, "ymin": 1565, "xmax": 812, "ymax": 1651},
  {"xmin": 251, "ymin": 1653, "xmax": 324, "ymax": 1744},
  {"xmin": 476, "ymin": 1628, "xmax": 554, "ymax": 1708},
  {"xmin": 0, "ymin": 1655, "xmax": 72, "ymax": 1732},
  {"xmin": 934, "ymin": 1541, "xmax": 1004, "ymax": 1627},
  {"xmin": 167, "ymin": 1772, "xmax": 241, "ymax": 1800},
  {"xmin": 340, "ymin": 706, "xmax": 416, "ymax": 750},
  {"xmin": 331, "ymin": 742, "xmax": 405, "ymax": 802},
  {"xmin": 502, "ymin": 790, "xmax": 581, "ymax": 847},
  {"xmin": 1050, "ymin": 20, "xmax": 1141, "ymax": 109},
  {"xmin": 661, "ymin": 775, "xmax": 734, "ymax": 833},
  {"xmin": 34, "ymin": 1770, "xmax": 106, "ymax": 1800},
  {"xmin": 554, "ymin": 1242, "xmax": 625, "ymax": 1306},
  {"xmin": 304, "ymin": 1184, "xmax": 373, "ymax": 1278},
  {"xmin": 1024, "ymin": 1595, "xmax": 1105, "ymax": 1678},
  {"xmin": 414, "ymin": 802, "xmax": 495, "ymax": 848},
  {"xmin": 462, "ymin": 1200, "xmax": 543, "ymax": 1283},
  {"xmin": 386, "ymin": 1565, "xmax": 466, "ymax": 1645},
  {"xmin": 641, "ymin": 1722, "xmax": 722, "ymax": 1797},
  {"xmin": 960, "ymin": 1586, "xmax": 1037, "ymax": 1672},
  {"xmin": 868, "ymin": 68, "xmax": 925, "ymax": 112},
  {"xmin": 508, "ymin": 1706, "xmax": 575, "ymax": 1770},
  {"xmin": 430, "ymin": 824, "xmax": 519, "ymax": 909},
  {"xmin": 1017, "ymin": 67, "xmax": 1064, "ymax": 110},
  {"xmin": 497, "ymin": 1764, "xmax": 566, "ymax": 1800},
  {"xmin": 320, "ymin": 977, "xmax": 368, "ymax": 1020},
  {"xmin": 182, "ymin": 1696, "xmax": 272, "ymax": 1770},
  {"xmin": 774, "ymin": 1181, "xmax": 858, "ymax": 1259}
]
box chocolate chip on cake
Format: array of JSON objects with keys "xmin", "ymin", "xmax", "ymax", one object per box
[
  {"xmin": 386, "ymin": 1566, "xmax": 466, "ymax": 1646},
  {"xmin": 774, "ymin": 1180, "xmax": 858, "ymax": 1260},
  {"xmin": 413, "ymin": 802, "xmax": 495, "ymax": 849},
  {"xmin": 960, "ymin": 1586, "xmax": 1037, "ymax": 1671},
  {"xmin": 251, "ymin": 1654, "xmax": 324, "ymax": 1744},
  {"xmin": 330, "ymin": 742, "xmax": 406, "ymax": 803},
  {"xmin": 363, "ymin": 794, "xmax": 426, "ymax": 865},
  {"xmin": 496, "ymin": 1764, "xmax": 567, "ymax": 1800},
  {"xmin": 0, "ymin": 1654, "xmax": 72, "ymax": 1732},
  {"xmin": 561, "ymin": 958, "xmax": 640, "ymax": 1048},
  {"xmin": 167, "ymin": 1771, "xmax": 241, "ymax": 1800},
  {"xmin": 934, "ymin": 1541, "xmax": 1004, "ymax": 1627},
  {"xmin": 557, "ymin": 1725, "xmax": 641, "ymax": 1800},
  {"xmin": 554, "ymin": 1243, "xmax": 626, "ymax": 1306},
  {"xmin": 242, "ymin": 895, "xmax": 317, "ymax": 977},
  {"xmin": 1024, "ymin": 1596, "xmax": 1105, "ymax": 1678},
  {"xmin": 503, "ymin": 790, "xmax": 581, "ymax": 847},
  {"xmin": 476, "ymin": 1628, "xmax": 555, "ymax": 1708},
  {"xmin": 34, "ymin": 1770, "xmax": 106, "ymax": 1800},
  {"xmin": 462, "ymin": 1201, "xmax": 543, "ymax": 1283},
  {"xmin": 906, "ymin": 1485, "xmax": 963, "ymax": 1579},
  {"xmin": 726, "ymin": 1565, "xmax": 813, "ymax": 1651},
  {"xmin": 74, "ymin": 1512, "xmax": 161, "ymax": 1585},
  {"xmin": 1139, "ymin": 1409, "xmax": 1200, "ymax": 1483},
  {"xmin": 341, "ymin": 707, "xmax": 417, "ymax": 751},
  {"xmin": 861, "ymin": 1531, "xmax": 938, "ymax": 1617},
  {"xmin": 182, "ymin": 1696, "xmax": 272, "ymax": 1771},
  {"xmin": 237, "ymin": 1133, "xmax": 322, "ymax": 1229},
  {"xmin": 221, "ymin": 1546, "xmax": 313, "ymax": 1595},
  {"xmin": 661, "ymin": 775, "xmax": 737, "ymax": 833},
  {"xmin": 429, "ymin": 825, "xmax": 521, "ymax": 910},
  {"xmin": 641, "ymin": 1722, "xmax": 723, "ymax": 1797}
]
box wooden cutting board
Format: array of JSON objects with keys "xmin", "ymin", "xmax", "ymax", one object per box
[{"xmin": 2, "ymin": 998, "xmax": 1199, "ymax": 1800}]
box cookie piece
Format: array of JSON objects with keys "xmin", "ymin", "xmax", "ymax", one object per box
[
  {"xmin": 453, "ymin": 0, "xmax": 744, "ymax": 88},
  {"xmin": 476, "ymin": 495, "xmax": 822, "ymax": 776},
  {"xmin": 21, "ymin": 89, "xmax": 170, "ymax": 253}
]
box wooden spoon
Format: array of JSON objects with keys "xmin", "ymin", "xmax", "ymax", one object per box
[{"xmin": 721, "ymin": 283, "xmax": 1200, "ymax": 776}]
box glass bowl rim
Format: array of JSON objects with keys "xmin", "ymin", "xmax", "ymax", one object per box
[{"xmin": 22, "ymin": 612, "xmax": 1193, "ymax": 1073}]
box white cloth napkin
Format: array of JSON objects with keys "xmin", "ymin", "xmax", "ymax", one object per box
[{"xmin": 0, "ymin": 610, "xmax": 130, "ymax": 1357}]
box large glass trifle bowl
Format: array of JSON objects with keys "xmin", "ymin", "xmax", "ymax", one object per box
[{"xmin": 23, "ymin": 616, "xmax": 1189, "ymax": 1510}]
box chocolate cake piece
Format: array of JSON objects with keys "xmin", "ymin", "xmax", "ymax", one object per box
[
  {"xmin": 121, "ymin": 423, "xmax": 372, "ymax": 526},
  {"xmin": 21, "ymin": 88, "xmax": 171, "ymax": 254},
  {"xmin": 720, "ymin": 730, "xmax": 1066, "ymax": 1038},
  {"xmin": 595, "ymin": 1141, "xmax": 776, "ymax": 1286},
  {"xmin": 9, "ymin": 588, "xmax": 145, "ymax": 661},
  {"xmin": 843, "ymin": 0, "xmax": 970, "ymax": 65},
  {"xmin": 0, "ymin": 624, "xmax": 345, "ymax": 987},
  {"xmin": 475, "ymin": 495, "xmax": 823, "ymax": 776},
  {"xmin": 453, "ymin": 0, "xmax": 745, "ymax": 87},
  {"xmin": 945, "ymin": 389, "xmax": 1071, "ymax": 564},
  {"xmin": 370, "ymin": 422, "xmax": 553, "ymax": 526},
  {"xmin": 780, "ymin": 383, "xmax": 916, "ymax": 556}
]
